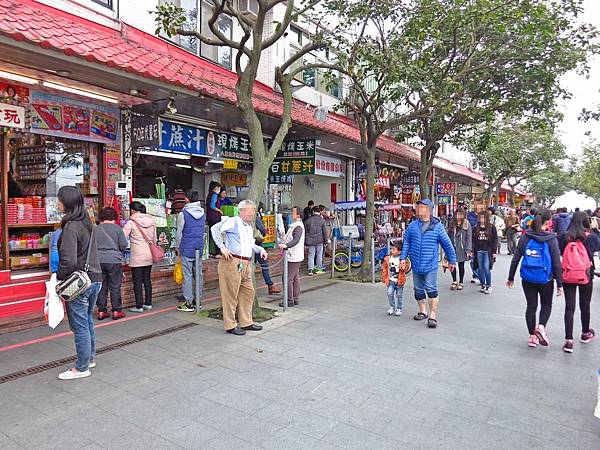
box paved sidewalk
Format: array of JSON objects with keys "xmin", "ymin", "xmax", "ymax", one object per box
[{"xmin": 1, "ymin": 255, "xmax": 599, "ymax": 449}]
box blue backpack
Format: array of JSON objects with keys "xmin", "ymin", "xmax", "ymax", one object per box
[{"xmin": 520, "ymin": 238, "xmax": 552, "ymax": 284}]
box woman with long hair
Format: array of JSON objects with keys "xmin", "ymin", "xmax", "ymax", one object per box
[
  {"xmin": 558, "ymin": 211, "xmax": 600, "ymax": 353},
  {"xmin": 447, "ymin": 208, "xmax": 472, "ymax": 290},
  {"xmin": 507, "ymin": 210, "xmax": 563, "ymax": 348},
  {"xmin": 206, "ymin": 181, "xmax": 222, "ymax": 256},
  {"xmin": 56, "ymin": 186, "xmax": 102, "ymax": 380},
  {"xmin": 123, "ymin": 201, "xmax": 157, "ymax": 313},
  {"xmin": 472, "ymin": 211, "xmax": 498, "ymax": 294}
]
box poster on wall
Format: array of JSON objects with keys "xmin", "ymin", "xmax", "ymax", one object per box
[
  {"xmin": 30, "ymin": 91, "xmax": 120, "ymax": 144},
  {"xmin": 132, "ymin": 198, "xmax": 167, "ymax": 227},
  {"xmin": 262, "ymin": 214, "xmax": 276, "ymax": 247},
  {"xmin": 0, "ymin": 82, "xmax": 30, "ymax": 102},
  {"xmin": 103, "ymin": 144, "xmax": 121, "ymax": 204}
]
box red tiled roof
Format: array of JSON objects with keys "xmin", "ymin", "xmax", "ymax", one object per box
[{"xmin": 0, "ymin": 0, "xmax": 483, "ymax": 181}]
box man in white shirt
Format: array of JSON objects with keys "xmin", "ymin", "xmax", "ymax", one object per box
[{"xmin": 211, "ymin": 200, "xmax": 268, "ymax": 336}]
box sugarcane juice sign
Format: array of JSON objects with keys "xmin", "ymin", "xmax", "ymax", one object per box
[{"xmin": 270, "ymin": 139, "xmax": 316, "ymax": 176}]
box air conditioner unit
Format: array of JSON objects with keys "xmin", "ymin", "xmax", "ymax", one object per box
[{"xmin": 239, "ymin": 0, "xmax": 259, "ymax": 16}]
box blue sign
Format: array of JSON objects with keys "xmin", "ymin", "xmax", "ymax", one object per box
[{"xmin": 160, "ymin": 120, "xmax": 207, "ymax": 155}]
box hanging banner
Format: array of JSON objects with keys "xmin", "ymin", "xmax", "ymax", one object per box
[
  {"xmin": 315, "ymin": 154, "xmax": 344, "ymax": 177},
  {"xmin": 206, "ymin": 130, "xmax": 252, "ymax": 161},
  {"xmin": 437, "ymin": 195, "xmax": 452, "ymax": 205},
  {"xmin": 0, "ymin": 103, "xmax": 25, "ymax": 129},
  {"xmin": 131, "ymin": 114, "xmax": 159, "ymax": 149},
  {"xmin": 160, "ymin": 120, "xmax": 206, "ymax": 155},
  {"xmin": 270, "ymin": 158, "xmax": 314, "ymax": 176},
  {"xmin": 30, "ymin": 91, "xmax": 119, "ymax": 143}
]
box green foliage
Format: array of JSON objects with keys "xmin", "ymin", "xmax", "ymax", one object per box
[
  {"xmin": 527, "ymin": 164, "xmax": 574, "ymax": 208},
  {"xmin": 573, "ymin": 142, "xmax": 600, "ymax": 204},
  {"xmin": 152, "ymin": 3, "xmax": 186, "ymax": 37}
]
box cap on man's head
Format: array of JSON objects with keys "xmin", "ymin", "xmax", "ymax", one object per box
[{"xmin": 416, "ymin": 199, "xmax": 434, "ymax": 209}]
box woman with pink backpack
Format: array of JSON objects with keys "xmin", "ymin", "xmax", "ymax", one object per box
[{"xmin": 558, "ymin": 211, "xmax": 600, "ymax": 353}]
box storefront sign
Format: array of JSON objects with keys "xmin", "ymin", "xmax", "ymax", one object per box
[
  {"xmin": 436, "ymin": 182, "xmax": 456, "ymax": 195},
  {"xmin": 0, "ymin": 102, "xmax": 25, "ymax": 128},
  {"xmin": 30, "ymin": 91, "xmax": 119, "ymax": 143},
  {"xmin": 262, "ymin": 214, "xmax": 276, "ymax": 246},
  {"xmin": 269, "ymin": 174, "xmax": 293, "ymax": 184},
  {"xmin": 223, "ymin": 159, "xmax": 238, "ymax": 170},
  {"xmin": 402, "ymin": 187, "xmax": 415, "ymax": 205},
  {"xmin": 278, "ymin": 139, "xmax": 316, "ymax": 158},
  {"xmin": 375, "ymin": 177, "xmax": 390, "ymax": 188},
  {"xmin": 131, "ymin": 114, "xmax": 159, "ymax": 149},
  {"xmin": 221, "ymin": 171, "xmax": 248, "ymax": 186},
  {"xmin": 401, "ymin": 172, "xmax": 420, "ymax": 185},
  {"xmin": 437, "ymin": 195, "xmax": 452, "ymax": 205},
  {"xmin": 380, "ymin": 165, "xmax": 402, "ymax": 183},
  {"xmin": 270, "ymin": 158, "xmax": 314, "ymax": 176},
  {"xmin": 103, "ymin": 144, "xmax": 121, "ymax": 206},
  {"xmin": 207, "ymin": 130, "xmax": 252, "ymax": 161},
  {"xmin": 315, "ymin": 154, "xmax": 344, "ymax": 177},
  {"xmin": 160, "ymin": 120, "xmax": 206, "ymax": 155}
]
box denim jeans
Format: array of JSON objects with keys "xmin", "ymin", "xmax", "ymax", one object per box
[
  {"xmin": 387, "ymin": 281, "xmax": 404, "ymax": 310},
  {"xmin": 307, "ymin": 245, "xmax": 324, "ymax": 271},
  {"xmin": 412, "ymin": 270, "xmax": 438, "ymax": 300},
  {"xmin": 470, "ymin": 259, "xmax": 479, "ymax": 280},
  {"xmin": 66, "ymin": 282, "xmax": 101, "ymax": 372},
  {"xmin": 181, "ymin": 255, "xmax": 203, "ymax": 303},
  {"xmin": 476, "ymin": 251, "xmax": 492, "ymax": 287},
  {"xmin": 255, "ymin": 251, "xmax": 273, "ymax": 286}
]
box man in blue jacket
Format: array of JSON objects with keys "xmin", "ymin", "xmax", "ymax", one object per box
[{"xmin": 401, "ymin": 199, "xmax": 457, "ymax": 328}]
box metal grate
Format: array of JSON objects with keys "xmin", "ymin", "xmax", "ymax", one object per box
[{"xmin": 0, "ymin": 322, "xmax": 198, "ymax": 384}]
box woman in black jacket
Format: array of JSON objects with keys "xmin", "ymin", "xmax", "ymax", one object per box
[
  {"xmin": 472, "ymin": 211, "xmax": 498, "ymax": 294},
  {"xmin": 56, "ymin": 186, "xmax": 102, "ymax": 380}
]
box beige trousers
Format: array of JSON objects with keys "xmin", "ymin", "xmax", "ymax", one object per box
[{"xmin": 218, "ymin": 257, "xmax": 255, "ymax": 330}]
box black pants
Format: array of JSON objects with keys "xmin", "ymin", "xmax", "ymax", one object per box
[
  {"xmin": 97, "ymin": 263, "xmax": 123, "ymax": 312},
  {"xmin": 563, "ymin": 280, "xmax": 593, "ymax": 340},
  {"xmin": 451, "ymin": 261, "xmax": 466, "ymax": 283},
  {"xmin": 131, "ymin": 266, "xmax": 152, "ymax": 308},
  {"xmin": 522, "ymin": 280, "xmax": 554, "ymax": 335}
]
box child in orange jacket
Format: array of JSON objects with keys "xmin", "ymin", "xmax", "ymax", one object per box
[{"xmin": 381, "ymin": 243, "xmax": 407, "ymax": 316}]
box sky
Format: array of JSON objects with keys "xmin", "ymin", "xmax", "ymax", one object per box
[{"xmin": 553, "ymin": 0, "xmax": 600, "ymax": 210}]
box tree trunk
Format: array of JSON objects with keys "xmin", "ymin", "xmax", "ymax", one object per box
[
  {"xmin": 358, "ymin": 147, "xmax": 376, "ymax": 281},
  {"xmin": 419, "ymin": 153, "xmax": 431, "ymax": 200},
  {"xmin": 246, "ymin": 152, "xmax": 270, "ymax": 204}
]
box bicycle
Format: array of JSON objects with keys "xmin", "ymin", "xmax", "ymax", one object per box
[{"xmin": 333, "ymin": 241, "xmax": 412, "ymax": 274}]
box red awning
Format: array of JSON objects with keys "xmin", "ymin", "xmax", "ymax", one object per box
[{"xmin": 0, "ymin": 0, "xmax": 485, "ymax": 182}]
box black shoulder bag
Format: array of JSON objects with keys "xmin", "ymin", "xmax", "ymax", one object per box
[{"xmin": 56, "ymin": 227, "xmax": 95, "ymax": 302}]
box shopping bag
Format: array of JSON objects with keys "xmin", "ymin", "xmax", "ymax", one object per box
[
  {"xmin": 173, "ymin": 258, "xmax": 184, "ymax": 285},
  {"xmin": 44, "ymin": 274, "xmax": 64, "ymax": 329}
]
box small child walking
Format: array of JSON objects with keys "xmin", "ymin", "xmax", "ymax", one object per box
[{"xmin": 382, "ymin": 243, "xmax": 406, "ymax": 316}]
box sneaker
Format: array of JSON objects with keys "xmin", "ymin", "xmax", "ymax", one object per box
[
  {"xmin": 485, "ymin": 287, "xmax": 492, "ymax": 294},
  {"xmin": 97, "ymin": 311, "xmax": 110, "ymax": 320},
  {"xmin": 387, "ymin": 307, "xmax": 394, "ymax": 315},
  {"xmin": 480, "ymin": 287, "xmax": 487, "ymax": 293},
  {"xmin": 472, "ymin": 279, "xmax": 480, "ymax": 285},
  {"xmin": 535, "ymin": 326, "xmax": 549, "ymax": 346},
  {"xmin": 580, "ymin": 329, "xmax": 595, "ymax": 343},
  {"xmin": 528, "ymin": 335, "xmax": 539, "ymax": 348},
  {"xmin": 308, "ymin": 269, "xmax": 314, "ymax": 276},
  {"xmin": 315, "ymin": 268, "xmax": 326, "ymax": 274},
  {"xmin": 89, "ymin": 360, "xmax": 96, "ymax": 369},
  {"xmin": 58, "ymin": 368, "xmax": 91, "ymax": 380},
  {"xmin": 177, "ymin": 302, "xmax": 195, "ymax": 312},
  {"xmin": 394, "ymin": 309, "xmax": 402, "ymax": 316},
  {"xmin": 112, "ymin": 311, "xmax": 126, "ymax": 320},
  {"xmin": 563, "ymin": 340, "xmax": 574, "ymax": 353},
  {"xmin": 142, "ymin": 305, "xmax": 152, "ymax": 311},
  {"xmin": 129, "ymin": 307, "xmax": 144, "ymax": 313}
]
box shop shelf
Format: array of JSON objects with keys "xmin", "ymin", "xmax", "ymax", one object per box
[
  {"xmin": 8, "ymin": 223, "xmax": 56, "ymax": 229},
  {"xmin": 9, "ymin": 247, "xmax": 49, "ymax": 252}
]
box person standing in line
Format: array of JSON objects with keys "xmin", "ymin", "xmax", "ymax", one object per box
[
  {"xmin": 507, "ymin": 210, "xmax": 563, "ymax": 348},
  {"xmin": 504, "ymin": 210, "xmax": 519, "ymax": 255},
  {"xmin": 304, "ymin": 206, "xmax": 328, "ymax": 275},
  {"xmin": 382, "ymin": 243, "xmax": 406, "ymax": 316},
  {"xmin": 206, "ymin": 181, "xmax": 222, "ymax": 256},
  {"xmin": 256, "ymin": 205, "xmax": 281, "ymax": 295},
  {"xmin": 473, "ymin": 211, "xmax": 498, "ymax": 294},
  {"xmin": 279, "ymin": 207, "xmax": 305, "ymax": 307},
  {"xmin": 489, "ymin": 207, "xmax": 505, "ymax": 254},
  {"xmin": 468, "ymin": 204, "xmax": 483, "ymax": 284},
  {"xmin": 553, "ymin": 207, "xmax": 572, "ymax": 238},
  {"xmin": 175, "ymin": 190, "xmax": 206, "ymax": 313},
  {"xmin": 56, "ymin": 186, "xmax": 102, "ymax": 380},
  {"xmin": 447, "ymin": 208, "xmax": 472, "ymax": 291},
  {"xmin": 558, "ymin": 211, "xmax": 600, "ymax": 353},
  {"xmin": 400, "ymin": 199, "xmax": 457, "ymax": 329},
  {"xmin": 123, "ymin": 201, "xmax": 157, "ymax": 313},
  {"xmin": 211, "ymin": 200, "xmax": 268, "ymax": 335},
  {"xmin": 169, "ymin": 186, "xmax": 187, "ymax": 215},
  {"xmin": 96, "ymin": 207, "xmax": 128, "ymax": 321},
  {"xmin": 303, "ymin": 200, "xmax": 314, "ymax": 222}
]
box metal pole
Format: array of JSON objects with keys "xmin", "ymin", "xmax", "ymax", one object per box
[
  {"xmin": 194, "ymin": 248, "xmax": 202, "ymax": 313},
  {"xmin": 371, "ymin": 237, "xmax": 376, "ymax": 283},
  {"xmin": 387, "ymin": 236, "xmax": 391, "ymax": 257},
  {"xmin": 348, "ymin": 235, "xmax": 353, "ymax": 277},
  {"xmin": 331, "ymin": 236, "xmax": 337, "ymax": 279},
  {"xmin": 282, "ymin": 251, "xmax": 288, "ymax": 312}
]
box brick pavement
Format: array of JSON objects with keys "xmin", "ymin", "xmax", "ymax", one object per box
[{"xmin": 1, "ymin": 255, "xmax": 599, "ymax": 449}]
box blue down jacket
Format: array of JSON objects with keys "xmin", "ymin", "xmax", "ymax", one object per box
[{"xmin": 401, "ymin": 217, "xmax": 457, "ymax": 275}]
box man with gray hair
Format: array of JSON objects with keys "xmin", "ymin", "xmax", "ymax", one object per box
[{"xmin": 211, "ymin": 200, "xmax": 268, "ymax": 335}]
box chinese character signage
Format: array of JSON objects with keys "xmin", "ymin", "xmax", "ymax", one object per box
[
  {"xmin": 223, "ymin": 159, "xmax": 238, "ymax": 170},
  {"xmin": 375, "ymin": 177, "xmax": 390, "ymax": 188},
  {"xmin": 269, "ymin": 174, "xmax": 293, "ymax": 184},
  {"xmin": 160, "ymin": 120, "xmax": 206, "ymax": 155},
  {"xmin": 206, "ymin": 130, "xmax": 252, "ymax": 161},
  {"xmin": 437, "ymin": 195, "xmax": 451, "ymax": 205},
  {"xmin": 0, "ymin": 102, "xmax": 25, "ymax": 129},
  {"xmin": 30, "ymin": 91, "xmax": 119, "ymax": 143},
  {"xmin": 436, "ymin": 182, "xmax": 456, "ymax": 195},
  {"xmin": 131, "ymin": 114, "xmax": 159, "ymax": 149},
  {"xmin": 262, "ymin": 214, "xmax": 276, "ymax": 246},
  {"xmin": 278, "ymin": 139, "xmax": 316, "ymax": 158},
  {"xmin": 315, "ymin": 154, "xmax": 344, "ymax": 177},
  {"xmin": 270, "ymin": 158, "xmax": 314, "ymax": 176},
  {"xmin": 401, "ymin": 172, "xmax": 420, "ymax": 185},
  {"xmin": 221, "ymin": 171, "xmax": 248, "ymax": 186}
]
